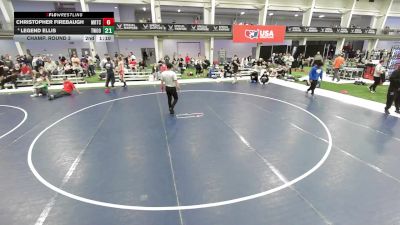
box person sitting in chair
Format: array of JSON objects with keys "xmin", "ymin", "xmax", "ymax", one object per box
[
  {"xmin": 0, "ymin": 65, "xmax": 18, "ymax": 89},
  {"xmin": 250, "ymin": 71, "xmax": 259, "ymax": 83},
  {"xmin": 276, "ymin": 65, "xmax": 287, "ymax": 78},
  {"xmin": 195, "ymin": 61, "xmax": 202, "ymax": 76}
]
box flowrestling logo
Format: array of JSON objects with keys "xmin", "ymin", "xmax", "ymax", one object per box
[{"xmin": 233, "ymin": 25, "xmax": 285, "ymax": 43}]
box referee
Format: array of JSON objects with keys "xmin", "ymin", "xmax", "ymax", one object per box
[
  {"xmin": 384, "ymin": 67, "xmax": 400, "ymax": 115},
  {"xmin": 161, "ymin": 63, "xmax": 180, "ymax": 114}
]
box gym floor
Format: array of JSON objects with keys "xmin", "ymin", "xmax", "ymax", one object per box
[{"xmin": 1, "ymin": 81, "xmax": 400, "ymax": 225}]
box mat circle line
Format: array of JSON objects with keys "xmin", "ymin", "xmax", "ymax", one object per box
[
  {"xmin": 27, "ymin": 90, "xmax": 333, "ymax": 211},
  {"xmin": 0, "ymin": 105, "xmax": 28, "ymax": 139}
]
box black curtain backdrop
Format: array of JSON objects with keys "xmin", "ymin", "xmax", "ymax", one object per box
[
  {"xmin": 292, "ymin": 45, "xmax": 306, "ymax": 58},
  {"xmin": 260, "ymin": 46, "xmax": 273, "ymax": 61},
  {"xmin": 305, "ymin": 45, "xmax": 325, "ymax": 58},
  {"xmin": 272, "ymin": 45, "xmax": 288, "ymax": 54}
]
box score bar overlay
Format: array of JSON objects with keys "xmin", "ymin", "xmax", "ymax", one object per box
[{"xmin": 14, "ymin": 12, "xmax": 115, "ymax": 42}]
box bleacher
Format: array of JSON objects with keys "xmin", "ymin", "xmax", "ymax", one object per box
[
  {"xmin": 123, "ymin": 71, "xmax": 152, "ymax": 81},
  {"xmin": 6, "ymin": 73, "xmax": 86, "ymax": 88},
  {"xmin": 50, "ymin": 74, "xmax": 86, "ymax": 84},
  {"xmin": 100, "ymin": 69, "xmax": 182, "ymax": 81}
]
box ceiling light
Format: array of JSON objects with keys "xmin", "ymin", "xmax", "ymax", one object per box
[
  {"xmin": 319, "ymin": 14, "xmax": 325, "ymax": 18},
  {"xmin": 294, "ymin": 14, "xmax": 299, "ymax": 17},
  {"xmin": 114, "ymin": 6, "xmax": 118, "ymax": 9},
  {"xmin": 142, "ymin": 7, "xmax": 146, "ymax": 11},
  {"xmin": 240, "ymin": 11, "xmax": 245, "ymax": 15},
  {"xmin": 269, "ymin": 12, "xmax": 274, "ymax": 16},
  {"xmin": 177, "ymin": 9, "xmax": 181, "ymax": 13}
]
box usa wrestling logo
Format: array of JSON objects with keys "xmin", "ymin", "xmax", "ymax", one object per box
[
  {"xmin": 245, "ymin": 30, "xmax": 259, "ymax": 39},
  {"xmin": 245, "ymin": 29, "xmax": 274, "ymax": 40}
]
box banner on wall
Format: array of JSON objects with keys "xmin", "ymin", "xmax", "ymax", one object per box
[
  {"xmin": 115, "ymin": 23, "xmax": 232, "ymax": 32},
  {"xmin": 114, "ymin": 23, "xmax": 377, "ymax": 35},
  {"xmin": 232, "ymin": 25, "xmax": 286, "ymax": 43},
  {"xmin": 286, "ymin": 26, "xmax": 377, "ymax": 34}
]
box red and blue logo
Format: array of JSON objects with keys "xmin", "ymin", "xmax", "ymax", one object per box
[{"xmin": 245, "ymin": 30, "xmax": 259, "ymax": 39}]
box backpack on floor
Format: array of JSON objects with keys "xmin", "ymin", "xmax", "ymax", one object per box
[{"xmin": 354, "ymin": 80, "xmax": 366, "ymax": 85}]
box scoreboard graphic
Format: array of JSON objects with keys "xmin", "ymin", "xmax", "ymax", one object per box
[{"xmin": 13, "ymin": 12, "xmax": 114, "ymax": 42}]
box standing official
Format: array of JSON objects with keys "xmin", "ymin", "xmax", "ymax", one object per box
[
  {"xmin": 103, "ymin": 57, "xmax": 115, "ymax": 88},
  {"xmin": 384, "ymin": 67, "xmax": 400, "ymax": 115},
  {"xmin": 161, "ymin": 63, "xmax": 180, "ymax": 114}
]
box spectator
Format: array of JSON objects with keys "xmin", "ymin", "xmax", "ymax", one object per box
[
  {"xmin": 64, "ymin": 62, "xmax": 74, "ymax": 75},
  {"xmin": 56, "ymin": 62, "xmax": 65, "ymax": 75},
  {"xmin": 129, "ymin": 57, "xmax": 137, "ymax": 71},
  {"xmin": 314, "ymin": 51, "xmax": 323, "ymax": 66},
  {"xmin": 143, "ymin": 50, "xmax": 148, "ymax": 62},
  {"xmin": 0, "ymin": 66, "xmax": 18, "ymax": 89},
  {"xmin": 178, "ymin": 58, "xmax": 185, "ymax": 73},
  {"xmin": 100, "ymin": 54, "xmax": 109, "ymax": 69},
  {"xmin": 369, "ymin": 60, "xmax": 385, "ymax": 93},
  {"xmin": 95, "ymin": 54, "xmax": 100, "ymax": 68},
  {"xmin": 185, "ymin": 54, "xmax": 190, "ymax": 67},
  {"xmin": 195, "ymin": 60, "xmax": 202, "ymax": 76},
  {"xmin": 130, "ymin": 52, "xmax": 136, "ymax": 61},
  {"xmin": 44, "ymin": 58, "xmax": 57, "ymax": 75},
  {"xmin": 81, "ymin": 58, "xmax": 89, "ymax": 77},
  {"xmin": 276, "ymin": 65, "xmax": 287, "ymax": 78},
  {"xmin": 332, "ymin": 53, "xmax": 345, "ymax": 82},
  {"xmin": 35, "ymin": 55, "xmax": 45, "ymax": 72},
  {"xmin": 164, "ymin": 55, "xmax": 170, "ymax": 64},
  {"xmin": 232, "ymin": 55, "xmax": 240, "ymax": 83},
  {"xmin": 20, "ymin": 62, "xmax": 33, "ymax": 79},
  {"xmin": 160, "ymin": 61, "xmax": 168, "ymax": 73},
  {"xmin": 4, "ymin": 54, "xmax": 14, "ymax": 70},
  {"xmin": 194, "ymin": 16, "xmax": 200, "ymax": 24},
  {"xmin": 306, "ymin": 61, "xmax": 324, "ymax": 96},
  {"xmin": 26, "ymin": 52, "xmax": 33, "ymax": 67},
  {"xmin": 284, "ymin": 53, "xmax": 294, "ymax": 74},
  {"xmin": 59, "ymin": 55, "xmax": 66, "ymax": 65},
  {"xmin": 297, "ymin": 53, "xmax": 305, "ymax": 72},
  {"xmin": 71, "ymin": 54, "xmax": 82, "ymax": 76},
  {"xmin": 87, "ymin": 54, "xmax": 96, "ymax": 76}
]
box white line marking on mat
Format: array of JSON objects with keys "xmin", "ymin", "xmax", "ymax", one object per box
[
  {"xmin": 291, "ymin": 122, "xmax": 400, "ymax": 185},
  {"xmin": 208, "ymin": 106, "xmax": 332, "ymax": 225},
  {"xmin": 0, "ymin": 105, "xmax": 28, "ymax": 140},
  {"xmin": 35, "ymin": 197, "xmax": 56, "ymax": 225},
  {"xmin": 27, "ymin": 90, "xmax": 332, "ymax": 211},
  {"xmin": 34, "ymin": 103, "xmax": 114, "ymax": 225},
  {"xmin": 335, "ymin": 115, "xmax": 400, "ymax": 142},
  {"xmin": 290, "ymin": 123, "xmax": 328, "ymax": 143},
  {"xmin": 176, "ymin": 112, "xmax": 204, "ymax": 119},
  {"xmin": 156, "ymin": 94, "xmax": 184, "ymax": 224}
]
